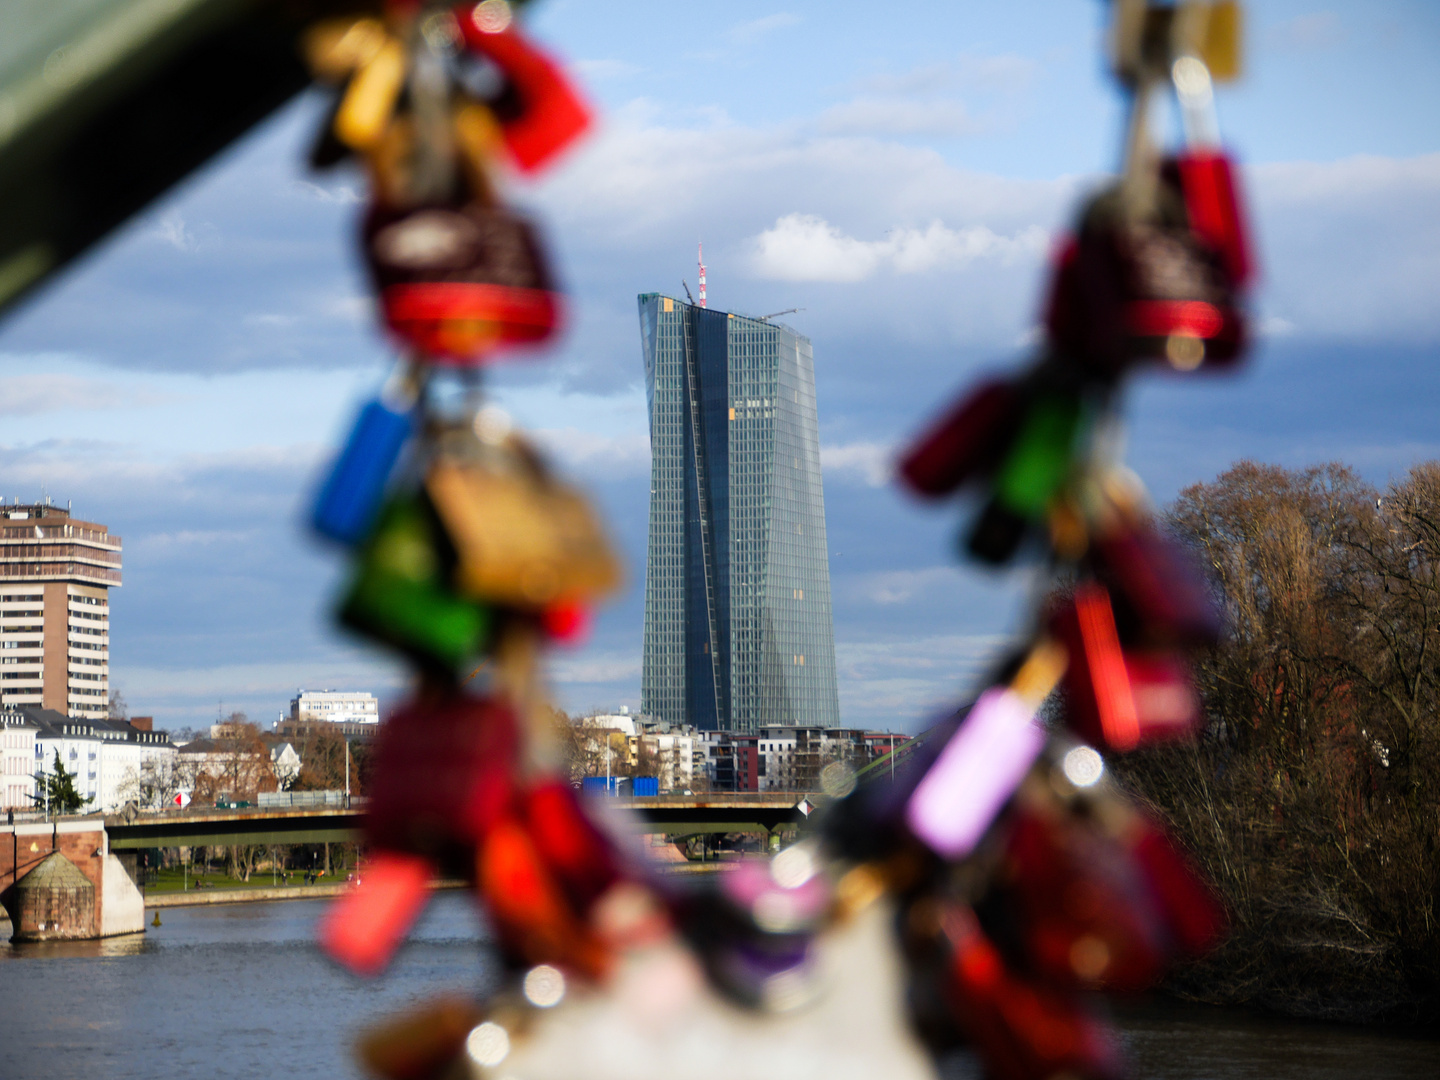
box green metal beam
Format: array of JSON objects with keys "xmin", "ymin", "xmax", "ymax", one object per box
[
  {"xmin": 104, "ymin": 799, "xmax": 812, "ymax": 849},
  {"xmin": 0, "ymin": 0, "xmax": 374, "ymax": 318},
  {"xmin": 107, "ymin": 810, "xmax": 362, "ymax": 849},
  {"xmin": 640, "ymin": 820, "xmax": 787, "ymax": 836}
]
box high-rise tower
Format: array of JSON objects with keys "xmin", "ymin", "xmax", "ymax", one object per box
[
  {"xmin": 0, "ymin": 502, "xmax": 120, "ymax": 719},
  {"xmin": 639, "ymin": 293, "xmax": 839, "ymax": 732}
]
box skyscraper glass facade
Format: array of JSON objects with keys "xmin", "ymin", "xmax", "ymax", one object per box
[{"xmin": 639, "ymin": 294, "xmax": 840, "ymax": 733}]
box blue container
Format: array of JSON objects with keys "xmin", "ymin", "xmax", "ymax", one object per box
[
  {"xmin": 632, "ymin": 776, "xmax": 659, "ymax": 797},
  {"xmin": 581, "ymin": 776, "xmax": 615, "ymax": 796},
  {"xmin": 312, "ymin": 397, "xmax": 414, "ymax": 546}
]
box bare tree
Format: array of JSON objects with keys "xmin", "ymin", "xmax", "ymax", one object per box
[{"xmin": 1113, "ymin": 461, "xmax": 1440, "ymax": 1021}]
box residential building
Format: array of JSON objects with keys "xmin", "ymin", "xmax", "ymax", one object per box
[
  {"xmin": 0, "ymin": 500, "xmax": 121, "ymax": 720},
  {"xmin": 289, "ymin": 689, "xmax": 379, "ymax": 725},
  {"xmin": 756, "ymin": 726, "xmax": 798, "ymax": 792},
  {"xmin": 698, "ymin": 730, "xmax": 760, "ymax": 792},
  {"xmin": 1, "ymin": 708, "xmax": 37, "ymax": 809},
  {"xmin": 175, "ymin": 730, "xmax": 292, "ymax": 803},
  {"xmin": 644, "ymin": 729, "xmax": 698, "ymax": 792},
  {"xmin": 755, "ymin": 725, "xmax": 913, "ymax": 791},
  {"xmin": 571, "ymin": 709, "xmax": 699, "ymax": 792},
  {"xmin": 26, "ymin": 708, "xmax": 174, "ymax": 811},
  {"xmin": 262, "ymin": 736, "xmax": 303, "ymax": 788},
  {"xmin": 638, "ymin": 294, "xmax": 840, "ymax": 733}
]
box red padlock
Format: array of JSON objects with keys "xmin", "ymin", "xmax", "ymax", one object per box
[
  {"xmin": 1051, "ymin": 583, "xmax": 1202, "ymax": 751},
  {"xmin": 1044, "ymin": 152, "xmax": 1250, "ymax": 378},
  {"xmin": 365, "ymin": 199, "xmax": 562, "ymax": 364},
  {"xmin": 478, "ymin": 815, "xmax": 613, "ymax": 978},
  {"xmin": 1090, "ymin": 518, "xmax": 1221, "ymax": 649},
  {"xmin": 319, "ymin": 851, "xmax": 434, "ymax": 976},
  {"xmin": 456, "ymin": 8, "xmax": 593, "ymax": 173},
  {"xmin": 365, "ymin": 690, "xmax": 522, "ymax": 855},
  {"xmin": 1128, "ymin": 817, "xmax": 1228, "ymax": 958},
  {"xmin": 521, "ymin": 778, "xmax": 623, "ymax": 913},
  {"xmin": 1000, "ymin": 809, "xmax": 1170, "ymax": 992},
  {"xmin": 898, "ymin": 378, "xmax": 1024, "ymax": 498},
  {"xmin": 1174, "ymin": 150, "xmax": 1254, "ymax": 288},
  {"xmin": 942, "ymin": 904, "xmax": 1125, "ymax": 1080}
]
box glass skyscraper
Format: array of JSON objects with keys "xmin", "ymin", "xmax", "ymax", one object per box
[{"xmin": 639, "ymin": 293, "xmax": 840, "ymax": 732}]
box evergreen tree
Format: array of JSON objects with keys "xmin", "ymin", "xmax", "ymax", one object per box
[{"xmin": 34, "ymin": 750, "xmax": 92, "ymax": 814}]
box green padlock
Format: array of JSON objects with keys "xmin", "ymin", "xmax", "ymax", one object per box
[
  {"xmin": 993, "ymin": 394, "xmax": 1085, "ymax": 517},
  {"xmin": 966, "ymin": 394, "xmax": 1086, "ymax": 565},
  {"xmin": 339, "ymin": 494, "xmax": 493, "ymax": 670}
]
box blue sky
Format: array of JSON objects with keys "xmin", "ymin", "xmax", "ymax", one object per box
[{"xmin": 1, "ymin": 1, "xmax": 1437, "ymax": 732}]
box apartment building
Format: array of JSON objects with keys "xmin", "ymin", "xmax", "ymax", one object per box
[
  {"xmin": 755, "ymin": 726, "xmax": 914, "ymax": 792},
  {"xmin": 26, "ymin": 708, "xmax": 174, "ymax": 811},
  {"xmin": 0, "ymin": 500, "xmax": 121, "ymax": 720},
  {"xmin": 1, "ymin": 708, "xmax": 38, "ymax": 809}
]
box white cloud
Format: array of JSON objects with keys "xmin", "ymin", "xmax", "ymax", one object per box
[
  {"xmin": 575, "ymin": 58, "xmax": 642, "ymax": 81},
  {"xmin": 244, "ymin": 313, "xmax": 300, "ymax": 328},
  {"xmin": 291, "ymin": 179, "xmax": 364, "ymax": 205},
  {"xmin": 534, "ymin": 427, "xmax": 651, "ymax": 474},
  {"xmin": 1265, "ymin": 11, "xmax": 1344, "ymax": 51},
  {"xmin": 727, "ymin": 13, "xmax": 801, "ymax": 43},
  {"xmin": 749, "ymin": 213, "xmax": 1049, "ymax": 283},
  {"xmin": 819, "ymin": 97, "xmax": 979, "ymax": 137},
  {"xmin": 845, "ymin": 566, "xmax": 972, "ymax": 606},
  {"xmin": 821, "ymin": 440, "xmax": 894, "ymax": 487},
  {"xmin": 115, "ymin": 657, "xmax": 408, "ymax": 722},
  {"xmin": 1250, "ymin": 154, "xmax": 1440, "ymax": 341},
  {"xmin": 152, "ymin": 212, "xmax": 202, "ymax": 253},
  {"xmin": 835, "ymin": 632, "xmax": 1011, "ymax": 729},
  {"xmin": 537, "ymin": 99, "xmax": 1073, "ymax": 244},
  {"xmin": 0, "ymin": 374, "xmax": 173, "ymax": 415},
  {"xmin": 547, "ymin": 650, "xmax": 643, "ymax": 686},
  {"xmin": 857, "ymin": 54, "xmax": 1039, "ymax": 96}
]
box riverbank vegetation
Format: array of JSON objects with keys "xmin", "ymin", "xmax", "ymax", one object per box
[
  {"xmin": 145, "ymin": 843, "xmax": 360, "ymax": 892},
  {"xmin": 1115, "ymin": 461, "xmax": 1440, "ymax": 1024}
]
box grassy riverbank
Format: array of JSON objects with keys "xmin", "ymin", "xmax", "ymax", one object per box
[{"xmin": 144, "ymin": 866, "xmax": 342, "ymax": 895}]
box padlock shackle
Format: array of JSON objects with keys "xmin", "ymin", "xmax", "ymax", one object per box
[
  {"xmin": 1116, "ymin": 58, "xmax": 1222, "ymax": 220},
  {"xmin": 1113, "ymin": 2, "xmax": 1232, "ymax": 217},
  {"xmin": 1172, "ymin": 55, "xmax": 1220, "ymax": 149}
]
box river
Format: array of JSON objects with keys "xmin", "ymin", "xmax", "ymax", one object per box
[{"xmin": 2, "ymin": 895, "xmax": 1434, "ymax": 1080}]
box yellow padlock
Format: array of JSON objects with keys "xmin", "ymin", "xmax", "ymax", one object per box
[
  {"xmin": 1200, "ymin": 1, "xmax": 1242, "ymax": 82},
  {"xmin": 303, "ymin": 17, "xmax": 388, "ymax": 82},
  {"xmin": 335, "ymin": 36, "xmax": 407, "ymax": 151}
]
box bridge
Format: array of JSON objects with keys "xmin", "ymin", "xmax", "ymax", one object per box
[
  {"xmin": 3, "ymin": 794, "xmax": 819, "ymax": 942},
  {"xmin": 100, "ymin": 794, "xmax": 820, "ymax": 850}
]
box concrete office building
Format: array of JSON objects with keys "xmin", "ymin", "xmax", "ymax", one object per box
[
  {"xmin": 288, "ymin": 689, "xmax": 379, "ymax": 725},
  {"xmin": 0, "ymin": 501, "xmax": 120, "ymax": 720},
  {"xmin": 638, "ymin": 294, "xmax": 840, "ymax": 733}
]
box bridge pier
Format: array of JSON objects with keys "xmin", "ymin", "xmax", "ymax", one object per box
[{"xmin": 1, "ymin": 818, "xmax": 145, "ymax": 942}]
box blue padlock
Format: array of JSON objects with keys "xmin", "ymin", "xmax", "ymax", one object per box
[{"xmin": 311, "ymin": 372, "xmax": 418, "ymax": 546}]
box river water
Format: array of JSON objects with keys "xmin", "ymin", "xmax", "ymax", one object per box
[{"xmin": 2, "ymin": 895, "xmax": 1434, "ymax": 1080}]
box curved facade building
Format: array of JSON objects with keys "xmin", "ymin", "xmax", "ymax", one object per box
[{"xmin": 639, "ymin": 294, "xmax": 839, "ymax": 733}]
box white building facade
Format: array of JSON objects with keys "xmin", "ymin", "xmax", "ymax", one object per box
[
  {"xmin": 290, "ymin": 689, "xmax": 379, "ymax": 725},
  {"xmin": 29, "ymin": 710, "xmax": 175, "ymax": 811},
  {"xmin": 1, "ymin": 709, "xmax": 38, "ymax": 809}
]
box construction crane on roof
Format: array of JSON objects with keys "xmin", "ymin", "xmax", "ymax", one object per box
[{"xmin": 759, "ymin": 308, "xmax": 804, "ymax": 322}]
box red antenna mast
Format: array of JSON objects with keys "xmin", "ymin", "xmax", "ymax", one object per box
[{"xmin": 697, "ymin": 242, "xmax": 707, "ymax": 308}]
